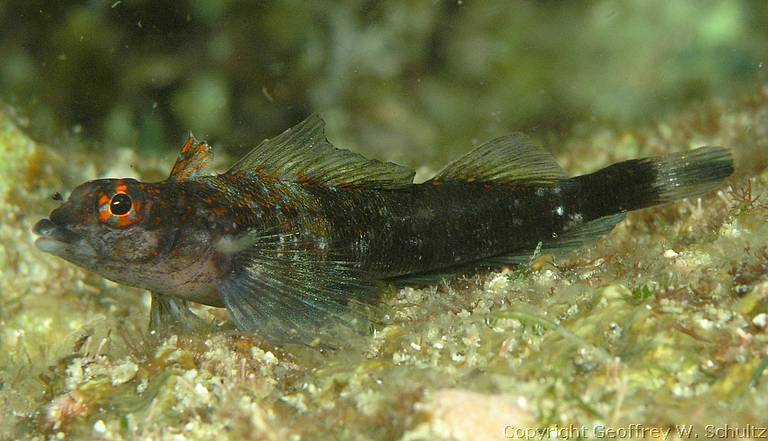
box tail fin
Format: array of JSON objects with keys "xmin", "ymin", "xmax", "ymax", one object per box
[
  {"xmin": 649, "ymin": 147, "xmax": 734, "ymax": 202},
  {"xmin": 573, "ymin": 147, "xmax": 733, "ymax": 219}
]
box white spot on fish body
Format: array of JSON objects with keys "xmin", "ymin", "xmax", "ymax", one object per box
[
  {"xmin": 555, "ymin": 206, "xmax": 564, "ymax": 216},
  {"xmin": 355, "ymin": 235, "xmax": 370, "ymax": 254}
]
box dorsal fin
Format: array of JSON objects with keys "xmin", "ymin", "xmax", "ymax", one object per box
[
  {"xmin": 226, "ymin": 114, "xmax": 415, "ymax": 189},
  {"xmin": 435, "ymin": 134, "xmax": 568, "ymax": 184},
  {"xmin": 169, "ymin": 135, "xmax": 213, "ymax": 181}
]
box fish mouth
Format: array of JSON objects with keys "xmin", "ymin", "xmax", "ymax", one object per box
[{"xmin": 33, "ymin": 218, "xmax": 94, "ymax": 257}]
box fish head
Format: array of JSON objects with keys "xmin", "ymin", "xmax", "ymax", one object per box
[{"xmin": 33, "ymin": 178, "xmax": 183, "ymax": 286}]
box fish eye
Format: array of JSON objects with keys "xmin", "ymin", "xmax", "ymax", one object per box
[
  {"xmin": 97, "ymin": 182, "xmax": 143, "ymax": 228},
  {"xmin": 110, "ymin": 193, "xmax": 132, "ymax": 215}
]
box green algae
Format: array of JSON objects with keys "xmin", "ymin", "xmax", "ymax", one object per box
[{"xmin": 2, "ymin": 89, "xmax": 768, "ymax": 438}]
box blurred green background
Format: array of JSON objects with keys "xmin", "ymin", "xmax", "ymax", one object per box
[{"xmin": 1, "ymin": 0, "xmax": 765, "ymax": 167}]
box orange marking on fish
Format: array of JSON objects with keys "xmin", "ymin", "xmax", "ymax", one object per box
[
  {"xmin": 114, "ymin": 216, "xmax": 132, "ymax": 227},
  {"xmin": 256, "ymin": 167, "xmax": 278, "ymax": 184},
  {"xmin": 98, "ymin": 208, "xmax": 112, "ymax": 223},
  {"xmin": 180, "ymin": 137, "xmax": 196, "ymax": 154},
  {"xmin": 170, "ymin": 138, "xmax": 211, "ymax": 181},
  {"xmin": 297, "ymin": 172, "xmax": 312, "ymax": 185}
]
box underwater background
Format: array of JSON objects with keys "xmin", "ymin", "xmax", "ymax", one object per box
[{"xmin": 1, "ymin": 1, "xmax": 767, "ymax": 439}]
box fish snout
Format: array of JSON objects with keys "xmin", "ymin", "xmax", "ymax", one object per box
[
  {"xmin": 33, "ymin": 218, "xmax": 57, "ymax": 237},
  {"xmin": 34, "ymin": 218, "xmax": 66, "ymax": 255},
  {"xmin": 48, "ymin": 202, "xmax": 76, "ymax": 225},
  {"xmin": 33, "ymin": 218, "xmax": 80, "ymax": 244}
]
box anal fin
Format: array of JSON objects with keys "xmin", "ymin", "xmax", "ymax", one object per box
[
  {"xmin": 389, "ymin": 213, "xmax": 626, "ymax": 286},
  {"xmin": 484, "ymin": 213, "xmax": 627, "ymax": 267}
]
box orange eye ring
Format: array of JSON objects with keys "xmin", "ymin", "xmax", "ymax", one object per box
[{"xmin": 98, "ymin": 183, "xmax": 143, "ymax": 228}]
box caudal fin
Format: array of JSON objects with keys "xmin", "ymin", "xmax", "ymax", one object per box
[
  {"xmin": 573, "ymin": 146, "xmax": 734, "ymax": 219},
  {"xmin": 649, "ymin": 146, "xmax": 734, "ymax": 202}
]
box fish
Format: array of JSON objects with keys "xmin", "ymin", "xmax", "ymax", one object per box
[{"xmin": 33, "ymin": 115, "xmax": 734, "ymax": 343}]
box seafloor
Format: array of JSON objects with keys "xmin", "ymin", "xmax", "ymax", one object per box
[{"xmin": 1, "ymin": 90, "xmax": 767, "ymax": 440}]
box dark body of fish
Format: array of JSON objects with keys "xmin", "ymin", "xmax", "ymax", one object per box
[{"xmin": 33, "ymin": 115, "xmax": 733, "ymax": 343}]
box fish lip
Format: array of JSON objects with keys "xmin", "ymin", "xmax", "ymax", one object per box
[
  {"xmin": 35, "ymin": 237, "xmax": 68, "ymax": 255},
  {"xmin": 33, "ymin": 218, "xmax": 97, "ymax": 258},
  {"xmin": 33, "ymin": 218, "xmax": 79, "ymax": 244}
]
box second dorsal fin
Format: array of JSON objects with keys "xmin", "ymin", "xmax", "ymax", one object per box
[
  {"xmin": 435, "ymin": 134, "xmax": 568, "ymax": 184},
  {"xmin": 226, "ymin": 114, "xmax": 415, "ymax": 189}
]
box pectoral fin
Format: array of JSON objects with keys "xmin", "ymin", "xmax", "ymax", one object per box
[{"xmin": 216, "ymin": 233, "xmax": 380, "ymax": 344}]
